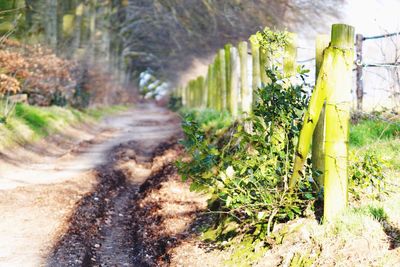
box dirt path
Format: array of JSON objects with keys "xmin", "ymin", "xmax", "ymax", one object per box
[{"xmin": 0, "ymin": 103, "xmax": 183, "ymax": 266}]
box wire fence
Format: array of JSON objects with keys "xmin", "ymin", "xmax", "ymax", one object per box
[
  {"xmin": 295, "ymin": 32, "xmax": 400, "ymax": 112},
  {"xmin": 355, "ymin": 31, "xmax": 400, "ymax": 111}
]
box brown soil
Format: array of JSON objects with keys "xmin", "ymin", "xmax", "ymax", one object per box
[{"xmin": 0, "ymin": 104, "xmax": 192, "ymax": 266}]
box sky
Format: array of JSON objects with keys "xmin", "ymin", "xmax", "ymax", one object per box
[{"xmin": 342, "ymin": 0, "xmax": 400, "ymax": 36}]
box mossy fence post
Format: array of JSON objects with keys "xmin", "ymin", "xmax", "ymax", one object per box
[
  {"xmin": 239, "ymin": 41, "xmax": 251, "ymax": 112},
  {"xmin": 196, "ymin": 76, "xmax": 205, "ymax": 108},
  {"xmin": 250, "ymin": 36, "xmax": 261, "ymax": 100},
  {"xmin": 230, "ymin": 46, "xmax": 240, "ymax": 117},
  {"xmin": 213, "ymin": 56, "xmax": 221, "ymax": 110},
  {"xmin": 182, "ymin": 85, "xmax": 187, "ymax": 107},
  {"xmin": 225, "ymin": 44, "xmax": 232, "ymax": 113},
  {"xmin": 355, "ymin": 33, "xmax": 364, "ymax": 111},
  {"xmin": 289, "ymin": 24, "xmax": 354, "ymax": 222},
  {"xmin": 283, "ymin": 33, "xmax": 297, "ymax": 77},
  {"xmin": 218, "ymin": 49, "xmax": 227, "ymax": 110},
  {"xmin": 324, "ymin": 24, "xmax": 354, "ymax": 222},
  {"xmin": 188, "ymin": 81, "xmax": 193, "ymax": 108},
  {"xmin": 206, "ymin": 65, "xmax": 213, "ymax": 108},
  {"xmin": 260, "ymin": 46, "xmax": 270, "ymax": 85},
  {"xmin": 312, "ymin": 34, "xmax": 330, "ymax": 187}
]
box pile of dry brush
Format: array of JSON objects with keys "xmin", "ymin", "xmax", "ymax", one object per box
[{"xmin": 0, "ymin": 38, "xmax": 134, "ymax": 107}]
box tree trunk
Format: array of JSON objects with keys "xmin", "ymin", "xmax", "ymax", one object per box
[{"xmin": 45, "ymin": 0, "xmax": 58, "ymax": 51}]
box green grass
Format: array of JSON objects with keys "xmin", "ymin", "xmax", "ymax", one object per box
[
  {"xmin": 349, "ymin": 115, "xmax": 399, "ymax": 172},
  {"xmin": 0, "ymin": 103, "xmax": 129, "ymax": 149},
  {"xmin": 350, "ymin": 117, "xmax": 400, "ymax": 147},
  {"xmin": 85, "ymin": 105, "xmax": 128, "ymax": 120},
  {"xmin": 180, "ymin": 108, "xmax": 233, "ymax": 132}
]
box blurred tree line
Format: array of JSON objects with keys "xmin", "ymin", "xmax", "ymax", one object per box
[
  {"xmin": 0, "ymin": 0, "xmax": 127, "ymax": 85},
  {"xmin": 0, "ymin": 0, "xmax": 343, "ymax": 86}
]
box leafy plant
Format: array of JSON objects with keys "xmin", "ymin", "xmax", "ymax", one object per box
[
  {"xmin": 168, "ymin": 95, "xmax": 182, "ymax": 111},
  {"xmin": 178, "ymin": 65, "xmax": 314, "ymax": 242},
  {"xmin": 349, "ymin": 151, "xmax": 387, "ymax": 200},
  {"xmin": 250, "ymin": 27, "xmax": 289, "ymax": 62}
]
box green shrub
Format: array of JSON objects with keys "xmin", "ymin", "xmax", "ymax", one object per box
[
  {"xmin": 168, "ymin": 95, "xmax": 183, "ymax": 111},
  {"xmin": 178, "ymin": 66, "xmax": 314, "ymax": 242},
  {"xmin": 349, "ymin": 151, "xmax": 387, "ymax": 201}
]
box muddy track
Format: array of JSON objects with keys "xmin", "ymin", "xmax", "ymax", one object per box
[
  {"xmin": 47, "ymin": 121, "xmax": 187, "ymax": 266},
  {"xmin": 0, "ymin": 104, "xmax": 216, "ymax": 266}
]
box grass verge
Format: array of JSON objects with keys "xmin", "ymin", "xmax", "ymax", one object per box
[
  {"xmin": 350, "ymin": 115, "xmax": 400, "ymax": 147},
  {"xmin": 0, "ymin": 103, "xmax": 129, "ymax": 149}
]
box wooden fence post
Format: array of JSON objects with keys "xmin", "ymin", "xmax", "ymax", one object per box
[
  {"xmin": 284, "ymin": 33, "xmax": 298, "ymax": 77},
  {"xmin": 196, "ymin": 76, "xmax": 204, "ymax": 108},
  {"xmin": 218, "ymin": 49, "xmax": 227, "ymax": 110},
  {"xmin": 182, "ymin": 85, "xmax": 187, "ymax": 107},
  {"xmin": 290, "ymin": 24, "xmax": 354, "ymax": 204},
  {"xmin": 250, "ymin": 36, "xmax": 261, "ymax": 96},
  {"xmin": 230, "ymin": 46, "xmax": 240, "ymax": 117},
  {"xmin": 213, "ymin": 55, "xmax": 221, "ymax": 110},
  {"xmin": 207, "ymin": 64, "xmax": 213, "ymax": 109},
  {"xmin": 260, "ymin": 46, "xmax": 270, "ymax": 85},
  {"xmin": 186, "ymin": 83, "xmax": 190, "ymax": 108},
  {"xmin": 312, "ymin": 34, "xmax": 330, "ymax": 187},
  {"xmin": 225, "ymin": 44, "xmax": 232, "ymax": 113},
  {"xmin": 356, "ymin": 33, "xmax": 364, "ymax": 111},
  {"xmin": 324, "ymin": 24, "xmax": 354, "ymax": 222},
  {"xmin": 239, "ymin": 41, "xmax": 251, "ymax": 115},
  {"xmin": 188, "ymin": 81, "xmax": 194, "ymax": 108},
  {"xmin": 204, "ymin": 66, "xmax": 212, "ymax": 108}
]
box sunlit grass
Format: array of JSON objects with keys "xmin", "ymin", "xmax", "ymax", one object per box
[
  {"xmin": 180, "ymin": 108, "xmax": 233, "ymax": 132},
  {"xmin": 350, "ymin": 117, "xmax": 400, "ymax": 147},
  {"xmin": 85, "ymin": 105, "xmax": 129, "ymax": 120},
  {"xmin": 0, "ymin": 103, "xmax": 130, "ymax": 149}
]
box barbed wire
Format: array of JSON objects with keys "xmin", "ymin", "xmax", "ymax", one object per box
[
  {"xmin": 297, "ymin": 57, "xmax": 315, "ymax": 64},
  {"xmin": 363, "ymin": 32, "xmax": 400, "ymax": 41},
  {"xmin": 297, "ymin": 46, "xmax": 314, "ymax": 51},
  {"xmin": 362, "ymin": 62, "xmax": 400, "ymax": 68},
  {"xmin": 352, "ymin": 110, "xmax": 400, "ymax": 126}
]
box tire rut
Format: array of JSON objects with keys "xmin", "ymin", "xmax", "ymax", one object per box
[
  {"xmin": 47, "ymin": 105, "xmax": 183, "ymax": 267},
  {"xmin": 47, "ymin": 135, "xmax": 182, "ymax": 267}
]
